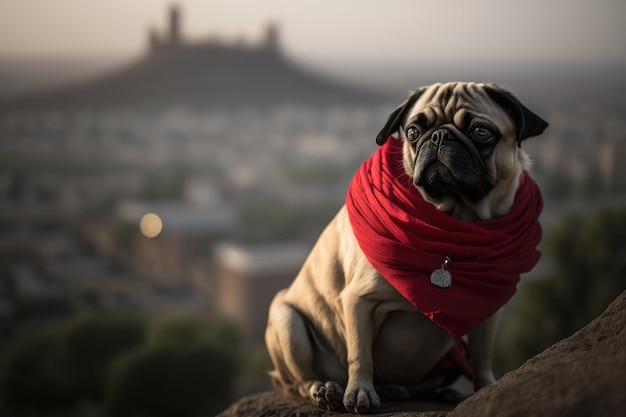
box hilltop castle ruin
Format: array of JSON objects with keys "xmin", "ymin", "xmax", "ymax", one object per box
[{"xmin": 147, "ymin": 5, "xmax": 280, "ymax": 55}]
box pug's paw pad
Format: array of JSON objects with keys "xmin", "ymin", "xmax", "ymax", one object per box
[{"xmin": 310, "ymin": 381, "xmax": 344, "ymax": 411}]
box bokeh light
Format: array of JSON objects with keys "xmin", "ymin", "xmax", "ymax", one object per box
[{"xmin": 139, "ymin": 213, "xmax": 163, "ymax": 238}]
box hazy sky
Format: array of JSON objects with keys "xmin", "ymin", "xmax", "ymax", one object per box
[{"xmin": 1, "ymin": 0, "xmax": 625, "ymax": 65}]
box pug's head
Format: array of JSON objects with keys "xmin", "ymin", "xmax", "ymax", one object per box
[{"xmin": 377, "ymin": 82, "xmax": 548, "ymax": 221}]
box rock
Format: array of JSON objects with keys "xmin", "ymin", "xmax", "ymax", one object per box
[
  {"xmin": 448, "ymin": 290, "xmax": 626, "ymax": 417},
  {"xmin": 217, "ymin": 291, "xmax": 626, "ymax": 416},
  {"xmin": 215, "ymin": 390, "xmax": 452, "ymax": 417}
]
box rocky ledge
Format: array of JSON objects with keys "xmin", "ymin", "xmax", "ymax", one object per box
[{"xmin": 218, "ymin": 290, "xmax": 626, "ymax": 416}]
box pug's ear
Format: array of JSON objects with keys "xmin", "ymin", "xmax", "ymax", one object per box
[
  {"xmin": 376, "ymin": 88, "xmax": 425, "ymax": 145},
  {"xmin": 485, "ymin": 86, "xmax": 549, "ymax": 147}
]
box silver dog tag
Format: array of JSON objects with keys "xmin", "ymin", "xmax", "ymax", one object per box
[{"xmin": 430, "ymin": 257, "xmax": 452, "ymax": 288}]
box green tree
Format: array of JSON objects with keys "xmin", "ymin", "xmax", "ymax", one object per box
[
  {"xmin": 0, "ymin": 325, "xmax": 74, "ymax": 412},
  {"xmin": 241, "ymin": 343, "xmax": 273, "ymax": 379},
  {"xmin": 106, "ymin": 315, "xmax": 239, "ymax": 417},
  {"xmin": 1, "ymin": 313, "xmax": 241, "ymax": 416},
  {"xmin": 0, "ymin": 314, "xmax": 146, "ymax": 413},
  {"xmin": 62, "ymin": 314, "xmax": 146, "ymax": 399},
  {"xmin": 149, "ymin": 314, "xmax": 239, "ymax": 354},
  {"xmin": 106, "ymin": 344, "xmax": 235, "ymax": 417},
  {"xmin": 497, "ymin": 207, "xmax": 626, "ymax": 371}
]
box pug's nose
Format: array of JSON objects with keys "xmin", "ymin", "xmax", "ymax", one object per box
[{"xmin": 430, "ymin": 128, "xmax": 451, "ymax": 146}]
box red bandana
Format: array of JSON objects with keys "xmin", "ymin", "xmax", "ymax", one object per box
[{"xmin": 346, "ymin": 138, "xmax": 543, "ymax": 339}]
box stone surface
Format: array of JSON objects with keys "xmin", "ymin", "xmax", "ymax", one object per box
[
  {"xmin": 448, "ymin": 289, "xmax": 626, "ymax": 417},
  {"xmin": 216, "ymin": 390, "xmax": 452, "ymax": 417},
  {"xmin": 217, "ymin": 291, "xmax": 626, "ymax": 417}
]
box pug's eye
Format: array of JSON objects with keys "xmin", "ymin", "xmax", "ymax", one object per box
[
  {"xmin": 472, "ymin": 126, "xmax": 494, "ymax": 142},
  {"xmin": 406, "ymin": 126, "xmax": 421, "ymax": 143}
]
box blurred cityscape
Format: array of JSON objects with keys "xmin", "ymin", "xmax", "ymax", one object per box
[{"xmin": 0, "ymin": 3, "xmax": 625, "ymax": 413}]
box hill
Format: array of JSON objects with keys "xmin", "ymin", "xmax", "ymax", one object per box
[{"xmin": 0, "ymin": 42, "xmax": 388, "ymax": 113}]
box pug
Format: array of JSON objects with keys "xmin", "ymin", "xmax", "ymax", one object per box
[{"xmin": 265, "ymin": 82, "xmax": 548, "ymax": 413}]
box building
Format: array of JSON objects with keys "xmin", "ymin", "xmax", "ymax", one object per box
[
  {"xmin": 148, "ymin": 4, "xmax": 280, "ymax": 55},
  {"xmin": 148, "ymin": 5, "xmax": 182, "ymax": 53},
  {"xmin": 600, "ymin": 141, "xmax": 626, "ymax": 192},
  {"xmin": 214, "ymin": 242, "xmax": 309, "ymax": 341}
]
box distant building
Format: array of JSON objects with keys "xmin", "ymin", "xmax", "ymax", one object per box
[
  {"xmin": 149, "ymin": 4, "xmax": 183, "ymax": 53},
  {"xmin": 214, "ymin": 242, "xmax": 309, "ymax": 341},
  {"xmin": 263, "ymin": 23, "xmax": 280, "ymax": 53},
  {"xmin": 148, "ymin": 4, "xmax": 281, "ymax": 56},
  {"xmin": 169, "ymin": 5, "xmax": 181, "ymax": 46},
  {"xmin": 600, "ymin": 141, "xmax": 626, "ymax": 192}
]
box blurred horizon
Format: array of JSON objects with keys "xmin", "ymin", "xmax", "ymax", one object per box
[{"xmin": 1, "ymin": 0, "xmax": 625, "ymax": 99}]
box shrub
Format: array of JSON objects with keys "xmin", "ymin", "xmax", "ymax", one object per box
[
  {"xmin": 106, "ymin": 343, "xmax": 236, "ymax": 417},
  {"xmin": 0, "ymin": 326, "xmax": 74, "ymax": 411},
  {"xmin": 241, "ymin": 343, "xmax": 273, "ymax": 379},
  {"xmin": 149, "ymin": 314, "xmax": 240, "ymax": 360},
  {"xmin": 1, "ymin": 313, "xmax": 240, "ymax": 416},
  {"xmin": 62, "ymin": 314, "xmax": 146, "ymax": 399},
  {"xmin": 0, "ymin": 314, "xmax": 146, "ymax": 413},
  {"xmin": 106, "ymin": 315, "xmax": 240, "ymax": 417}
]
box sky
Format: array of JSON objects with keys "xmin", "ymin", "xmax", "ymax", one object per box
[{"xmin": 1, "ymin": 0, "xmax": 625, "ymax": 67}]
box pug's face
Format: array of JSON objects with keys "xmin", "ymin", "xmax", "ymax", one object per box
[{"xmin": 376, "ymin": 82, "xmax": 548, "ymax": 221}]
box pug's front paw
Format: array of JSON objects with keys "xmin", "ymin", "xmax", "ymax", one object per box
[
  {"xmin": 343, "ymin": 381, "xmax": 380, "ymax": 414},
  {"xmin": 310, "ymin": 381, "xmax": 344, "ymax": 411}
]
